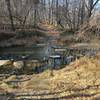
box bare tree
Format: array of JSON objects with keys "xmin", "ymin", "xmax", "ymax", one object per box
[
  {"xmin": 85, "ymin": 0, "xmax": 100, "ymax": 18},
  {"xmin": 5, "ymin": 0, "xmax": 15, "ymax": 31},
  {"xmin": 0, "ymin": 0, "xmax": 99, "ymax": 31}
]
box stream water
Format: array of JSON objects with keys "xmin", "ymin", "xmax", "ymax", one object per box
[
  {"xmin": 0, "ymin": 42, "xmax": 99, "ymax": 73},
  {"xmin": 0, "ymin": 44, "xmax": 51, "ymax": 61}
]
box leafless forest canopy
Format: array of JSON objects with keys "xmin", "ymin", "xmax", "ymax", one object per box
[{"xmin": 0, "ymin": 0, "xmax": 100, "ymax": 31}]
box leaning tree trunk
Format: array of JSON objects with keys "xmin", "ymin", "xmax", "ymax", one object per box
[
  {"xmin": 87, "ymin": 0, "xmax": 100, "ymax": 18},
  {"xmin": 5, "ymin": 0, "xmax": 15, "ymax": 31}
]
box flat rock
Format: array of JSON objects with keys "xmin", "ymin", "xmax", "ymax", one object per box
[{"xmin": 0, "ymin": 60, "xmax": 12, "ymax": 66}]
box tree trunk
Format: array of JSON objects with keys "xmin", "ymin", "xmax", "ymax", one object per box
[{"xmin": 5, "ymin": 0, "xmax": 15, "ymax": 31}]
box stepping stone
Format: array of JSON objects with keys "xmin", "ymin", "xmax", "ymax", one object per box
[{"xmin": 49, "ymin": 55, "xmax": 61, "ymax": 59}]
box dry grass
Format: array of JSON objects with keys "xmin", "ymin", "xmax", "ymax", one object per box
[
  {"xmin": 20, "ymin": 54, "xmax": 100, "ymax": 99},
  {"xmin": 0, "ymin": 54, "xmax": 100, "ymax": 99},
  {"xmin": 3, "ymin": 75, "xmax": 17, "ymax": 82},
  {"xmin": 36, "ymin": 55, "xmax": 99, "ymax": 95},
  {"xmin": 77, "ymin": 14, "xmax": 100, "ymax": 43}
]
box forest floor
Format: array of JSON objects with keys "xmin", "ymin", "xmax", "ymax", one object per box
[
  {"xmin": 0, "ymin": 24, "xmax": 64, "ymax": 47},
  {"xmin": 0, "ymin": 23, "xmax": 99, "ymax": 48},
  {"xmin": 37, "ymin": 24, "xmax": 100, "ymax": 48}
]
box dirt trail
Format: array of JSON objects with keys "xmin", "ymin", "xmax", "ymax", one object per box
[
  {"xmin": 38, "ymin": 24, "xmax": 63, "ymax": 45},
  {"xmin": 39, "ymin": 24, "xmax": 61, "ymax": 36}
]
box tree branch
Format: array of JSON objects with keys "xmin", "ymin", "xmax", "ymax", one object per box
[{"xmin": 93, "ymin": 0, "xmax": 100, "ymax": 8}]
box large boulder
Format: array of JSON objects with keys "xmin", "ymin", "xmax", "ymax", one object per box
[
  {"xmin": 13, "ymin": 61, "xmax": 24, "ymax": 69},
  {"xmin": 26, "ymin": 60, "xmax": 42, "ymax": 69}
]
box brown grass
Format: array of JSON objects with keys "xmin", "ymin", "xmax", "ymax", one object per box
[{"xmin": 0, "ymin": 54, "xmax": 100, "ymax": 99}]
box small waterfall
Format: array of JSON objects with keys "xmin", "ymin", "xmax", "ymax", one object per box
[{"xmin": 44, "ymin": 44, "xmax": 52, "ymax": 58}]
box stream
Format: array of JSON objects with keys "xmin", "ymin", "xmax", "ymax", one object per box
[
  {"xmin": 0, "ymin": 36, "xmax": 99, "ymax": 74},
  {"xmin": 0, "ymin": 44, "xmax": 52, "ymax": 61}
]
